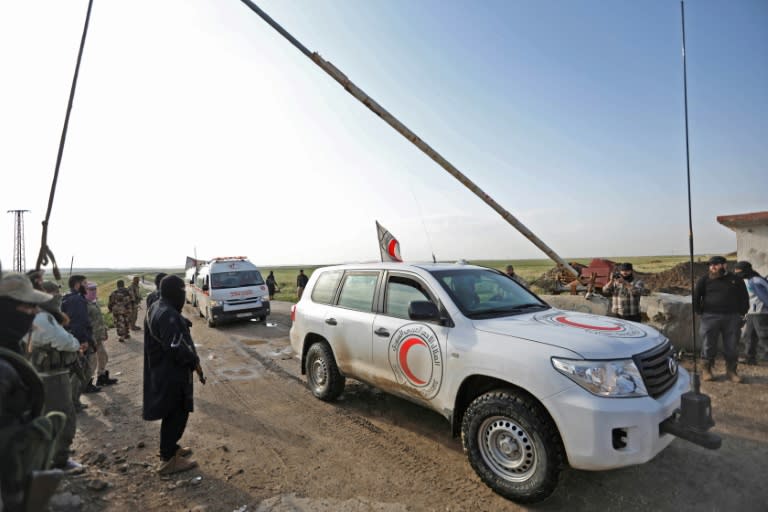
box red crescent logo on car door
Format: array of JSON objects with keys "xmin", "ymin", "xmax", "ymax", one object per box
[{"xmin": 389, "ymin": 323, "xmax": 443, "ymax": 399}]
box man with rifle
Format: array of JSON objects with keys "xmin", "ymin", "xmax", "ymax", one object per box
[{"xmin": 143, "ymin": 275, "xmax": 204, "ymax": 475}]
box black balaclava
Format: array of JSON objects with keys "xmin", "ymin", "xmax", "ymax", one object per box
[
  {"xmin": 0, "ymin": 297, "xmax": 35, "ymax": 353},
  {"xmin": 154, "ymin": 273, "xmax": 168, "ymax": 289},
  {"xmin": 160, "ymin": 275, "xmax": 186, "ymax": 312}
]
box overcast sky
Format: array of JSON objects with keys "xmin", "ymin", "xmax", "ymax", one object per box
[{"xmin": 1, "ymin": 0, "xmax": 766, "ymax": 270}]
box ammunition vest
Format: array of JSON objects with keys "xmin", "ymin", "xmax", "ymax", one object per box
[{"xmin": 29, "ymin": 345, "xmax": 78, "ymax": 373}]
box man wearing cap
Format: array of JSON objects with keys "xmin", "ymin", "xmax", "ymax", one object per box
[
  {"xmin": 27, "ymin": 280, "xmax": 85, "ymax": 471},
  {"xmin": 733, "ymin": 261, "xmax": 768, "ymax": 365},
  {"xmin": 602, "ymin": 262, "xmax": 647, "ymax": 322},
  {"xmin": 693, "ymin": 256, "xmax": 750, "ymax": 382},
  {"xmin": 0, "ymin": 273, "xmax": 67, "ymax": 511}
]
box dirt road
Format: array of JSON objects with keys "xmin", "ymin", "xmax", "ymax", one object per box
[{"xmin": 54, "ymin": 301, "xmax": 768, "ymax": 512}]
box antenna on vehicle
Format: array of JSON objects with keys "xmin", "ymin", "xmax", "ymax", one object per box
[{"xmin": 658, "ymin": 1, "xmax": 720, "ymax": 449}]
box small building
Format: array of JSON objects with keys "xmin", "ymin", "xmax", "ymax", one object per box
[{"xmin": 717, "ymin": 211, "xmax": 768, "ymax": 277}]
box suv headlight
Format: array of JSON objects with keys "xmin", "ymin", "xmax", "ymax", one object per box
[{"xmin": 551, "ymin": 357, "xmax": 648, "ymax": 397}]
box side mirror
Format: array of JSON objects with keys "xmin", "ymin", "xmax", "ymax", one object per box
[
  {"xmin": 202, "ymin": 284, "xmax": 209, "ymax": 292},
  {"xmin": 408, "ymin": 301, "xmax": 440, "ymax": 321}
]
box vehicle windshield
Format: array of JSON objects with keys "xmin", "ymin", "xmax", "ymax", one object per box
[
  {"xmin": 430, "ymin": 268, "xmax": 548, "ymax": 319},
  {"xmin": 210, "ymin": 270, "xmax": 264, "ymax": 289}
]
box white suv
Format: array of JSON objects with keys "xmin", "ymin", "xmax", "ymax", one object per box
[{"xmin": 289, "ymin": 262, "xmax": 689, "ymax": 503}]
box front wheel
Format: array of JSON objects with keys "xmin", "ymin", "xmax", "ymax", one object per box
[
  {"xmin": 206, "ymin": 308, "xmax": 216, "ymax": 327},
  {"xmin": 305, "ymin": 342, "xmax": 345, "ymax": 401},
  {"xmin": 461, "ymin": 390, "xmax": 564, "ymax": 504}
]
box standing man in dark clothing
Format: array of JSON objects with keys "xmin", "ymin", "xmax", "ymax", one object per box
[
  {"xmin": 61, "ymin": 275, "xmax": 100, "ymax": 394},
  {"xmin": 145, "ymin": 272, "xmax": 167, "ymax": 309},
  {"xmin": 266, "ymin": 271, "xmax": 278, "ymax": 300},
  {"xmin": 693, "ymin": 255, "xmax": 750, "ymax": 383},
  {"xmin": 296, "ymin": 269, "xmax": 309, "ymax": 300},
  {"xmin": 143, "ymin": 275, "xmax": 200, "ymax": 475}
]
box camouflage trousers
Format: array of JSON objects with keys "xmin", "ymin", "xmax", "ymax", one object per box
[
  {"xmin": 86, "ymin": 340, "xmax": 108, "ymax": 378},
  {"xmin": 129, "ymin": 305, "xmax": 139, "ymax": 328},
  {"xmin": 114, "ymin": 312, "xmax": 130, "ymax": 338}
]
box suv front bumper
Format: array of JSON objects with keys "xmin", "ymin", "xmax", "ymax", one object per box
[{"xmin": 542, "ymin": 368, "xmax": 690, "ymax": 470}]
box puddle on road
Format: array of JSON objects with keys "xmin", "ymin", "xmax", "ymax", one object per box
[
  {"xmin": 241, "ymin": 339, "xmax": 268, "ymax": 346},
  {"xmin": 217, "ymin": 366, "xmax": 263, "ymax": 381}
]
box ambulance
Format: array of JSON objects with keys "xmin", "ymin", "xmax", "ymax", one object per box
[{"xmin": 191, "ymin": 256, "xmax": 270, "ymax": 327}]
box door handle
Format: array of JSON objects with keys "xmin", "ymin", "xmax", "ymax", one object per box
[
  {"xmin": 374, "ymin": 327, "xmax": 390, "ymax": 337},
  {"xmin": 325, "ymin": 318, "xmax": 337, "ymax": 326}
]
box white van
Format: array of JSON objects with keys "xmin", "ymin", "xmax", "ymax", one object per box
[{"xmin": 191, "ymin": 256, "xmax": 270, "ymax": 327}]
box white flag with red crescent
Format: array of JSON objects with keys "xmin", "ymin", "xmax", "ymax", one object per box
[{"xmin": 376, "ymin": 221, "xmax": 402, "ymax": 262}]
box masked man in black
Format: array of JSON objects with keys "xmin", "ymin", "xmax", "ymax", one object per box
[
  {"xmin": 143, "ymin": 275, "xmax": 200, "ymax": 475},
  {"xmin": 0, "ymin": 273, "xmax": 66, "ymax": 511}
]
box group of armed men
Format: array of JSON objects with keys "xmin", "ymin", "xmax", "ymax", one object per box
[{"xmin": 0, "ymin": 270, "xmax": 144, "ymax": 511}]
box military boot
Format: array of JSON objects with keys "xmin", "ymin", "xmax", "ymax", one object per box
[
  {"xmin": 83, "ymin": 379, "xmax": 102, "ymax": 393},
  {"xmin": 726, "ymin": 363, "xmax": 743, "ymax": 384},
  {"xmin": 701, "ymin": 360, "xmax": 714, "ymax": 382},
  {"xmin": 96, "ymin": 371, "xmax": 118, "ymax": 386}
]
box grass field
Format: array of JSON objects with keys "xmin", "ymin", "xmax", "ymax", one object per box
[{"xmin": 58, "ymin": 254, "xmax": 716, "ymax": 320}]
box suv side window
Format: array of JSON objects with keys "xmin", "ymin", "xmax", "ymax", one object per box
[
  {"xmin": 336, "ymin": 273, "xmax": 379, "ymax": 312},
  {"xmin": 311, "ymin": 271, "xmax": 343, "ymax": 304},
  {"xmin": 385, "ymin": 275, "xmax": 434, "ymax": 319}
]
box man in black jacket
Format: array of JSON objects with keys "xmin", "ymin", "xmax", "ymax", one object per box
[
  {"xmin": 143, "ymin": 275, "xmax": 200, "ymax": 475},
  {"xmin": 61, "ymin": 275, "xmax": 99, "ymax": 395},
  {"xmin": 693, "ymin": 256, "xmax": 749, "ymax": 383}
]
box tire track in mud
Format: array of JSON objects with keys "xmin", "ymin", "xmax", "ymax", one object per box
[{"xmin": 222, "ymin": 335, "xmax": 515, "ymax": 511}]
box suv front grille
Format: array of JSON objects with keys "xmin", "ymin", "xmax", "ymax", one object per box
[{"xmin": 634, "ymin": 341, "xmax": 678, "ymax": 399}]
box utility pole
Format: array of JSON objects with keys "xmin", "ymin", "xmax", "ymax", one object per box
[{"xmin": 7, "ymin": 210, "xmax": 30, "ymax": 273}]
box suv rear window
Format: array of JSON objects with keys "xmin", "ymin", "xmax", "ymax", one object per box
[
  {"xmin": 311, "ymin": 271, "xmax": 343, "ymax": 304},
  {"xmin": 337, "ymin": 273, "xmax": 378, "ymax": 312}
]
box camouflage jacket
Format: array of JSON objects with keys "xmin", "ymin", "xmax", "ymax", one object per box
[
  {"xmin": 87, "ymin": 301, "xmax": 108, "ymax": 342},
  {"xmin": 108, "ymin": 287, "xmax": 133, "ymax": 315},
  {"xmin": 128, "ymin": 283, "xmax": 142, "ymax": 306}
]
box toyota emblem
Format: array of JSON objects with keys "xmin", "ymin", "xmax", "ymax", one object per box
[{"xmin": 668, "ymin": 357, "xmax": 678, "ymax": 376}]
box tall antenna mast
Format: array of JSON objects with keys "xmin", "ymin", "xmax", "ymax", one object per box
[{"xmin": 8, "ymin": 210, "xmax": 30, "ymax": 273}]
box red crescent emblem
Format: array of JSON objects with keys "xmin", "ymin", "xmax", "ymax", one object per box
[
  {"xmin": 388, "ymin": 239, "xmax": 402, "ymax": 262},
  {"xmin": 399, "ymin": 337, "xmax": 427, "ymax": 385},
  {"xmin": 555, "ymin": 315, "xmax": 623, "ymax": 331}
]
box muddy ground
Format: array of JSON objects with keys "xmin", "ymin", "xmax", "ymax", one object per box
[{"xmin": 50, "ymin": 301, "xmax": 768, "ymax": 512}]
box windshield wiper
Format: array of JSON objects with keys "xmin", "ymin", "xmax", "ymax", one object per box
[
  {"xmin": 467, "ymin": 303, "xmax": 548, "ymax": 318},
  {"xmin": 507, "ymin": 303, "xmax": 548, "ymax": 312}
]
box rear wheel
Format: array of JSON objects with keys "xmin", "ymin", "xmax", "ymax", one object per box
[
  {"xmin": 461, "ymin": 390, "xmax": 564, "ymax": 504},
  {"xmin": 305, "ymin": 342, "xmax": 345, "ymax": 401}
]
